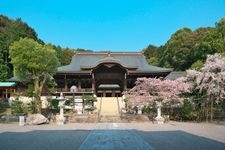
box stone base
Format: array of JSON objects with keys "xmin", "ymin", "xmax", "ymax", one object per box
[
  {"xmin": 56, "ymin": 115, "xmax": 65, "ymax": 125},
  {"xmin": 154, "ymin": 116, "xmax": 165, "ymax": 124}
]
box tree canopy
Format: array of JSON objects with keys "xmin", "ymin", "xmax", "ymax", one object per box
[
  {"xmin": 143, "ymin": 18, "xmax": 225, "ymax": 71},
  {"xmin": 126, "ymin": 77, "xmax": 191, "ymax": 107},
  {"xmin": 0, "ymin": 15, "xmax": 40, "ymax": 81},
  {"xmin": 9, "ymin": 38, "xmax": 59, "ymax": 113},
  {"xmin": 186, "ymin": 53, "xmax": 225, "ymax": 121}
]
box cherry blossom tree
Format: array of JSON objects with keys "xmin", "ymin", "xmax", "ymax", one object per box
[
  {"xmin": 126, "ymin": 77, "xmax": 191, "ymax": 106},
  {"xmin": 125, "ymin": 77, "xmax": 191, "ymax": 123},
  {"xmin": 186, "ymin": 53, "xmax": 225, "ymax": 122}
]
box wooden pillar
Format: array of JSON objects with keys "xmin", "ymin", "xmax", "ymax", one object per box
[
  {"xmin": 1, "ymin": 87, "xmax": 4, "ymax": 98},
  {"xmin": 64, "ymin": 75, "xmax": 68, "ymax": 92},
  {"xmin": 124, "ymin": 73, "xmax": 127, "ymax": 91},
  {"xmin": 10, "ymin": 87, "xmax": 12, "ymax": 97},
  {"xmin": 103, "ymin": 91, "xmax": 106, "ymax": 97},
  {"xmin": 78, "ymin": 80, "xmax": 81, "ymax": 92},
  {"xmin": 5, "ymin": 89, "xmax": 8, "ymax": 99},
  {"xmin": 92, "ymin": 74, "xmax": 95, "ymax": 94},
  {"xmin": 112, "ymin": 90, "xmax": 115, "ymax": 97}
]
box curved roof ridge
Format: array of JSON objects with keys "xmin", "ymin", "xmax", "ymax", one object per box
[{"xmin": 76, "ymin": 51, "xmax": 143, "ymax": 55}]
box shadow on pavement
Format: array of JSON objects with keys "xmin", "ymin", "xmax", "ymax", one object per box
[
  {"xmin": 0, "ymin": 129, "xmax": 224, "ymax": 150},
  {"xmin": 136, "ymin": 130, "xmax": 225, "ymax": 150},
  {"xmin": 0, "ymin": 130, "xmax": 90, "ymax": 150}
]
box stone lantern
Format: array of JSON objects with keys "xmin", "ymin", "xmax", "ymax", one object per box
[
  {"xmin": 56, "ymin": 92, "xmax": 66, "ymax": 125},
  {"xmin": 154, "ymin": 101, "xmax": 165, "ymax": 124}
]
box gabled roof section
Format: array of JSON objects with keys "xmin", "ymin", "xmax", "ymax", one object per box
[
  {"xmin": 165, "ymin": 71, "xmax": 186, "ymax": 80},
  {"xmin": 57, "ymin": 52, "xmax": 172, "ymax": 74},
  {"xmin": 0, "ymin": 82, "xmax": 16, "ymax": 87}
]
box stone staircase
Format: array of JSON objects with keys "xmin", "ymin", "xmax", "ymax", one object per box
[{"xmin": 98, "ymin": 97, "xmax": 121, "ymax": 122}]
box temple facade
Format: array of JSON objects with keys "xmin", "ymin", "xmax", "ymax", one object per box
[{"xmin": 54, "ymin": 52, "xmax": 172, "ymax": 97}]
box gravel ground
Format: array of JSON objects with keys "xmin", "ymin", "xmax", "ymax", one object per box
[{"xmin": 0, "ymin": 122, "xmax": 224, "ymax": 150}]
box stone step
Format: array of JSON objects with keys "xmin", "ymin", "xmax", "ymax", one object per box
[
  {"xmin": 99, "ymin": 115, "xmax": 121, "ymax": 123},
  {"xmin": 100, "ymin": 97, "xmax": 120, "ymax": 116}
]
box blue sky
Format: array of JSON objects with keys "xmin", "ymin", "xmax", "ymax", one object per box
[{"xmin": 1, "ymin": 0, "xmax": 225, "ymax": 52}]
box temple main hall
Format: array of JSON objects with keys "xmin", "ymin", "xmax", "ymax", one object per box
[{"xmin": 54, "ymin": 52, "xmax": 172, "ymax": 97}]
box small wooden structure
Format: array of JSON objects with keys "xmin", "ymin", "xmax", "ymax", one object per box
[{"xmin": 0, "ymin": 82, "xmax": 16, "ymax": 99}]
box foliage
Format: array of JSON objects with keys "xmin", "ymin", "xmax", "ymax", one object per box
[
  {"xmin": 52, "ymin": 45, "xmax": 75, "ymax": 65},
  {"xmin": 143, "ymin": 18, "xmax": 225, "ymax": 71},
  {"xmin": 44, "ymin": 76, "xmax": 57, "ymax": 94},
  {"xmin": 186, "ymin": 53, "xmax": 225, "ymax": 121},
  {"xmin": 10, "ymin": 98, "xmax": 35, "ymax": 115},
  {"xmin": 0, "ymin": 15, "xmax": 40, "ymax": 81},
  {"xmin": 190, "ymin": 60, "xmax": 204, "ymax": 70},
  {"xmin": 25, "ymin": 84, "xmax": 34, "ymax": 97},
  {"xmin": 187, "ymin": 53, "xmax": 225, "ymax": 101},
  {"xmin": 50, "ymin": 99, "xmax": 59, "ymax": 109},
  {"xmin": 0, "ymin": 54, "xmax": 8, "ymax": 81},
  {"xmin": 11, "ymin": 99, "xmax": 24, "ymax": 114},
  {"xmin": 27, "ymin": 100, "xmax": 36, "ymax": 114},
  {"xmin": 65, "ymin": 98, "xmax": 74, "ymax": 106},
  {"xmin": 180, "ymin": 99, "xmax": 194, "ymax": 121},
  {"xmin": 126, "ymin": 77, "xmax": 191, "ymax": 107},
  {"xmin": 83, "ymin": 95, "xmax": 97, "ymax": 105},
  {"xmin": 0, "ymin": 101, "xmax": 8, "ymax": 113},
  {"xmin": 9, "ymin": 38, "xmax": 60, "ymax": 113},
  {"xmin": 142, "ymin": 105, "xmax": 156, "ymax": 115}
]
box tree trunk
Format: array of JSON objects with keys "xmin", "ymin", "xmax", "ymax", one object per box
[
  {"xmin": 206, "ymin": 101, "xmax": 209, "ymax": 123},
  {"xmin": 210, "ymin": 98, "xmax": 214, "ymax": 122},
  {"xmin": 34, "ymin": 78, "xmax": 42, "ymax": 113}
]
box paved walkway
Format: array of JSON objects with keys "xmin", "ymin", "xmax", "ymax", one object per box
[
  {"xmin": 0, "ymin": 122, "xmax": 225, "ymax": 150},
  {"xmin": 79, "ymin": 130, "xmax": 153, "ymax": 150}
]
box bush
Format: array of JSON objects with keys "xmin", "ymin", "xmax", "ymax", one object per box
[
  {"xmin": 142, "ymin": 105, "xmax": 156, "ymax": 115},
  {"xmin": 65, "ymin": 98, "xmax": 74, "ymax": 106},
  {"xmin": 83, "ymin": 95, "xmax": 97, "ymax": 105},
  {"xmin": 11, "ymin": 99, "xmax": 26, "ymax": 114},
  {"xmin": 11, "ymin": 98, "xmax": 35, "ymax": 115},
  {"xmin": 0, "ymin": 101, "xmax": 8, "ymax": 113},
  {"xmin": 27, "ymin": 100, "xmax": 36, "ymax": 114},
  {"xmin": 50, "ymin": 99, "xmax": 59, "ymax": 109},
  {"xmin": 180, "ymin": 99, "xmax": 194, "ymax": 121}
]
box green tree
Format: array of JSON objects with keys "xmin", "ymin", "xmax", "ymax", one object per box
[
  {"xmin": 0, "ymin": 15, "xmax": 40, "ymax": 80},
  {"xmin": 190, "ymin": 60, "xmax": 204, "ymax": 70},
  {"xmin": 0, "ymin": 53, "xmax": 8, "ymax": 81},
  {"xmin": 59, "ymin": 48, "xmax": 74, "ymax": 65},
  {"xmin": 9, "ymin": 38, "xmax": 59, "ymax": 113},
  {"xmin": 143, "ymin": 18, "xmax": 225, "ymax": 71}
]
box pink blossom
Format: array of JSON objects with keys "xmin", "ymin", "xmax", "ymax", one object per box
[
  {"xmin": 187, "ymin": 53, "xmax": 225, "ymax": 101},
  {"xmin": 125, "ymin": 77, "xmax": 191, "ymax": 107}
]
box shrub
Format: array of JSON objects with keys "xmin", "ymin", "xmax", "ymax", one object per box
[
  {"xmin": 83, "ymin": 95, "xmax": 97, "ymax": 106},
  {"xmin": 180, "ymin": 99, "xmax": 194, "ymax": 121},
  {"xmin": 50, "ymin": 99, "xmax": 59, "ymax": 109},
  {"xmin": 11, "ymin": 99, "xmax": 26, "ymax": 114},
  {"xmin": 11, "ymin": 98, "xmax": 35, "ymax": 115},
  {"xmin": 0, "ymin": 101, "xmax": 8, "ymax": 113}
]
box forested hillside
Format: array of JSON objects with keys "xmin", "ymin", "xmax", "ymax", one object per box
[
  {"xmin": 0, "ymin": 15, "xmax": 40, "ymax": 81},
  {"xmin": 0, "ymin": 15, "xmax": 91, "ymax": 81},
  {"xmin": 143, "ymin": 18, "xmax": 225, "ymax": 71}
]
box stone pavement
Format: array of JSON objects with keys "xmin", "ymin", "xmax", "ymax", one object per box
[
  {"xmin": 79, "ymin": 130, "xmax": 153, "ymax": 150},
  {"xmin": 0, "ymin": 122, "xmax": 225, "ymax": 150}
]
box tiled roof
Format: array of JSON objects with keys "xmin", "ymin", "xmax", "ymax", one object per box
[
  {"xmin": 165, "ymin": 71, "xmax": 186, "ymax": 80},
  {"xmin": 0, "ymin": 82, "xmax": 16, "ymax": 87},
  {"xmin": 57, "ymin": 52, "xmax": 172, "ymax": 74}
]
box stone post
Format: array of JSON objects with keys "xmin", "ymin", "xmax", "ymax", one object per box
[
  {"xmin": 19, "ymin": 116, "xmax": 25, "ymax": 126},
  {"xmin": 154, "ymin": 101, "xmax": 165, "ymax": 124},
  {"xmin": 56, "ymin": 92, "xmax": 65, "ymax": 125}
]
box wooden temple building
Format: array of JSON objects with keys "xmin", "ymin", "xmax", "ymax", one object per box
[{"xmin": 54, "ymin": 52, "xmax": 172, "ymax": 97}]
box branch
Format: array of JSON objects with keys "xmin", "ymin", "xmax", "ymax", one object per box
[{"xmin": 40, "ymin": 73, "xmax": 48, "ymax": 91}]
